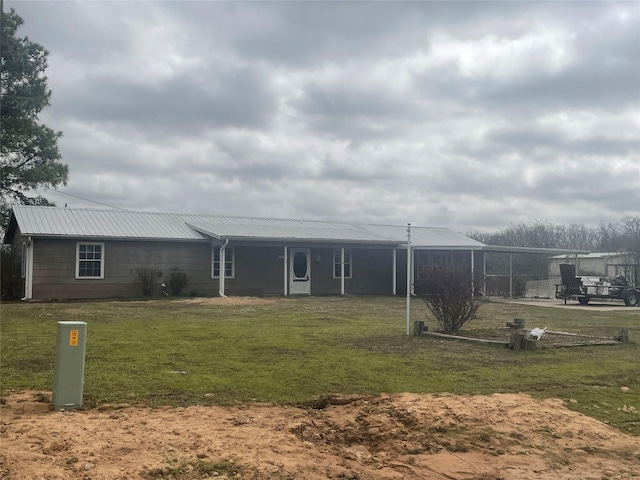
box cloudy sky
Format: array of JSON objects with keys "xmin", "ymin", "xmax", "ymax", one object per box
[{"xmin": 8, "ymin": 0, "xmax": 640, "ymax": 232}]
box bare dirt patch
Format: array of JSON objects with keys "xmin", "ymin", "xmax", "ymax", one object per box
[
  {"xmin": 151, "ymin": 297, "xmax": 278, "ymax": 306},
  {"xmin": 1, "ymin": 391, "xmax": 639, "ymax": 480}
]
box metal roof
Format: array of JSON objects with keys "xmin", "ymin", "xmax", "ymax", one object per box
[
  {"xmin": 5, "ymin": 205, "xmax": 483, "ymax": 248},
  {"xmin": 6, "ymin": 206, "xmax": 206, "ymax": 240},
  {"xmin": 187, "ymin": 222, "xmax": 397, "ymax": 244},
  {"xmin": 363, "ymin": 224, "xmax": 484, "ymax": 250},
  {"xmin": 483, "ymin": 245, "xmax": 591, "ymax": 255}
]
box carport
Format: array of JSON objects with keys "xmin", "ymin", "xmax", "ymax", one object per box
[{"xmin": 479, "ymin": 245, "xmax": 590, "ymax": 298}]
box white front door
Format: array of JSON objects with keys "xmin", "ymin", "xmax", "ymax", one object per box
[{"xmin": 289, "ymin": 248, "xmax": 311, "ymax": 295}]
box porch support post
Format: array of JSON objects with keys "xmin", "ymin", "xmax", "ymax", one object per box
[
  {"xmin": 483, "ymin": 252, "xmax": 486, "ymax": 297},
  {"xmin": 392, "ymin": 248, "xmax": 397, "ymax": 295},
  {"xmin": 340, "ymin": 247, "xmax": 345, "ymax": 295},
  {"xmin": 509, "ymin": 252, "xmax": 513, "ymax": 298},
  {"xmin": 283, "ymin": 246, "xmax": 288, "ymax": 296},
  {"xmin": 471, "ymin": 250, "xmax": 475, "ymax": 297}
]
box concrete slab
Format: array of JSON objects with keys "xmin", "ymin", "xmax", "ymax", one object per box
[{"xmin": 489, "ymin": 297, "xmax": 640, "ymax": 312}]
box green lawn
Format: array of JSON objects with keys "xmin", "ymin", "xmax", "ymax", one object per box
[{"xmin": 2, "ymin": 296, "xmax": 639, "ymax": 434}]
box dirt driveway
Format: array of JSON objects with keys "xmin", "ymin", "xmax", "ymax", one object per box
[{"xmin": 1, "ymin": 390, "xmax": 639, "ymax": 480}]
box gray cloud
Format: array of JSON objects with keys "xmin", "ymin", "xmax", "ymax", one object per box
[
  {"xmin": 57, "ymin": 65, "xmax": 276, "ymax": 135},
  {"xmin": 8, "ymin": 0, "xmax": 639, "ymax": 234}
]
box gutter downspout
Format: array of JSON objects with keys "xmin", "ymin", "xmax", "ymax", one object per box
[
  {"xmin": 509, "ymin": 253, "xmax": 513, "ymax": 298},
  {"xmin": 21, "ymin": 237, "xmax": 33, "ymax": 301},
  {"xmin": 218, "ymin": 238, "xmax": 229, "ymax": 298}
]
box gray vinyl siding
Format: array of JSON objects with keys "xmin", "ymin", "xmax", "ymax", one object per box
[
  {"xmin": 218, "ymin": 246, "xmax": 394, "ymax": 296},
  {"xmin": 28, "ymin": 240, "xmax": 398, "ymax": 300},
  {"xmin": 310, "ymin": 247, "xmax": 339, "ymax": 295},
  {"xmin": 348, "ymin": 248, "xmax": 395, "ymax": 295},
  {"xmin": 223, "ymin": 246, "xmax": 284, "ymax": 296},
  {"xmin": 396, "ymin": 249, "xmax": 408, "ymax": 295},
  {"xmin": 311, "ymin": 247, "xmax": 394, "ymax": 295},
  {"xmin": 31, "ymin": 238, "xmax": 215, "ymax": 300}
]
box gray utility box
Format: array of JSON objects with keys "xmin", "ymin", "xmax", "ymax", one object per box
[{"xmin": 53, "ymin": 321, "xmax": 87, "ymax": 410}]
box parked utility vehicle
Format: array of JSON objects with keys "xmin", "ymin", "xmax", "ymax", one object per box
[{"xmin": 555, "ymin": 263, "xmax": 639, "ymax": 306}]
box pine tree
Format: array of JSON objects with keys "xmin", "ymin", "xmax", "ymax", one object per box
[{"xmin": 1, "ymin": 7, "xmax": 68, "ymax": 229}]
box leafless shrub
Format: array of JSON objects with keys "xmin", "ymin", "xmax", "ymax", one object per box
[
  {"xmin": 132, "ymin": 265, "xmax": 163, "ymax": 296},
  {"xmin": 415, "ymin": 264, "xmax": 481, "ymax": 334}
]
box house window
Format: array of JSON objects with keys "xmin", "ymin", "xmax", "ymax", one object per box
[
  {"xmin": 76, "ymin": 242, "xmax": 104, "ymax": 279},
  {"xmin": 212, "ymin": 246, "xmax": 234, "ymax": 278},
  {"xmin": 333, "ymin": 249, "xmax": 352, "ymax": 278}
]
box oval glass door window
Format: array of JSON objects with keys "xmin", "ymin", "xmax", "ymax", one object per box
[{"xmin": 293, "ymin": 252, "xmax": 308, "ymax": 278}]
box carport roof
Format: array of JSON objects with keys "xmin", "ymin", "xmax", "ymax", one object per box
[
  {"xmin": 482, "ymin": 245, "xmax": 590, "ymax": 255},
  {"xmin": 5, "ymin": 205, "xmax": 484, "ymax": 249}
]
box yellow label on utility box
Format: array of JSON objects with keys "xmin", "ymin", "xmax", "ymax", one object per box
[{"xmin": 69, "ymin": 330, "xmax": 79, "ymax": 346}]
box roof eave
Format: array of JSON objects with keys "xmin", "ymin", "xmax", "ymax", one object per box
[
  {"xmin": 216, "ymin": 235, "xmax": 400, "ymax": 245},
  {"xmin": 11, "ymin": 233, "xmax": 209, "ymax": 242},
  {"xmin": 409, "ymin": 245, "xmax": 485, "ymax": 250},
  {"xmin": 482, "ymin": 245, "xmax": 591, "ymax": 255}
]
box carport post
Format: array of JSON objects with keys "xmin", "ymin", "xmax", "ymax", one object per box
[
  {"xmin": 509, "ymin": 253, "xmax": 513, "ymax": 298},
  {"xmin": 471, "ymin": 250, "xmax": 475, "ymax": 297},
  {"xmin": 482, "ymin": 253, "xmax": 486, "ymax": 297}
]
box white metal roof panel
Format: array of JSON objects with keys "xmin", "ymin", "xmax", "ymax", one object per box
[
  {"xmin": 188, "ymin": 222, "xmax": 397, "ymax": 243},
  {"xmin": 9, "ymin": 206, "xmax": 206, "ymax": 240},
  {"xmin": 7, "ymin": 205, "xmax": 484, "ymax": 248},
  {"xmin": 362, "ymin": 224, "xmax": 485, "ymax": 249}
]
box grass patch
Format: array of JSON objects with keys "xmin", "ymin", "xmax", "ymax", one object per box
[
  {"xmin": 143, "ymin": 460, "xmax": 240, "ymax": 479},
  {"xmin": 1, "ymin": 296, "xmax": 639, "ymax": 434}
]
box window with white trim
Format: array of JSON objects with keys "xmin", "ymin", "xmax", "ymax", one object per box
[
  {"xmin": 333, "ymin": 248, "xmax": 352, "ymax": 278},
  {"xmin": 212, "ymin": 246, "xmax": 235, "ymax": 278},
  {"xmin": 76, "ymin": 242, "xmax": 104, "ymax": 279}
]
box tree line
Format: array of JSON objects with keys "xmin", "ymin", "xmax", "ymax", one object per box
[{"xmin": 468, "ymin": 217, "xmax": 640, "ymax": 254}]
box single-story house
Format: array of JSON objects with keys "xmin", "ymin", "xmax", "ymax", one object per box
[
  {"xmin": 3, "ymin": 206, "xmax": 591, "ymax": 301},
  {"xmin": 3, "ymin": 205, "xmax": 492, "ymax": 301}
]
